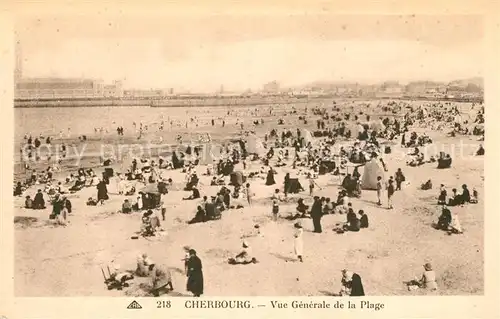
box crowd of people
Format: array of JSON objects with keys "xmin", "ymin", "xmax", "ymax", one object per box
[{"xmin": 14, "ymin": 99, "xmax": 484, "ymax": 297}]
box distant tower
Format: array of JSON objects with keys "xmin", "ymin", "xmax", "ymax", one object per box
[
  {"xmin": 15, "ymin": 39, "xmax": 23, "ymax": 82},
  {"xmin": 220, "ymin": 84, "xmax": 224, "ymax": 94}
]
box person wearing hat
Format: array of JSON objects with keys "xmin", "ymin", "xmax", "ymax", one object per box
[
  {"xmin": 149, "ymin": 262, "xmax": 174, "ymax": 297},
  {"xmin": 186, "ymin": 249, "xmax": 204, "ymax": 297},
  {"xmin": 136, "ymin": 253, "xmax": 154, "ymax": 277},
  {"xmin": 418, "ymin": 263, "xmax": 438, "ymax": 290},
  {"xmin": 293, "ymin": 222, "xmax": 304, "ymax": 262},
  {"xmin": 230, "ymin": 240, "xmax": 256, "ymax": 265}
]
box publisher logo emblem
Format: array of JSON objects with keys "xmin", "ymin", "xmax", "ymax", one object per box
[{"xmin": 127, "ymin": 300, "xmax": 143, "ymax": 309}]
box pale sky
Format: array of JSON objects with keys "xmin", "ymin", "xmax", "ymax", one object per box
[{"xmin": 15, "ymin": 15, "xmax": 484, "ymax": 92}]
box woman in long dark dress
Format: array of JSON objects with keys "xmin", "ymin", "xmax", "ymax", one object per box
[
  {"xmin": 96, "ymin": 179, "xmax": 109, "ymax": 204},
  {"xmin": 186, "ymin": 249, "xmax": 204, "ymax": 297},
  {"xmin": 265, "ymin": 167, "xmax": 276, "ymax": 186}
]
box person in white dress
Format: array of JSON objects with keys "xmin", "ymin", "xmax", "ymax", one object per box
[
  {"xmin": 450, "ymin": 211, "xmax": 463, "ymax": 234},
  {"xmin": 293, "ymin": 222, "xmax": 304, "ymax": 262}
]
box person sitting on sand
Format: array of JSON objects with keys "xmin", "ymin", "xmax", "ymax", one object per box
[
  {"xmin": 437, "ymin": 152, "xmax": 452, "ymax": 169},
  {"xmin": 447, "ymin": 188, "xmax": 459, "ymax": 206},
  {"xmin": 188, "ymin": 206, "xmax": 206, "ymax": 224},
  {"xmin": 359, "ymin": 210, "xmax": 369, "ymax": 228},
  {"xmin": 25, "ymin": 195, "xmax": 33, "ymax": 209},
  {"xmin": 476, "ymin": 144, "xmax": 484, "ymax": 156},
  {"xmin": 33, "ymin": 189, "xmax": 45, "ymax": 209},
  {"xmin": 122, "ymin": 199, "xmax": 132, "ymax": 214},
  {"xmin": 228, "ymin": 240, "xmax": 257, "ymax": 265},
  {"xmin": 470, "ymin": 188, "xmax": 479, "ymax": 204},
  {"xmin": 136, "ymin": 253, "xmax": 155, "ymax": 277},
  {"xmin": 148, "ymin": 262, "xmax": 174, "ymax": 296},
  {"xmin": 421, "ymin": 179, "xmax": 433, "ymax": 190},
  {"xmin": 210, "ymin": 177, "xmax": 218, "ymax": 186},
  {"xmin": 14, "ymin": 182, "xmax": 23, "ymax": 196},
  {"xmin": 323, "ymin": 198, "xmax": 334, "ymax": 215},
  {"xmin": 183, "ymin": 186, "xmax": 201, "ymax": 200},
  {"xmin": 459, "ymin": 184, "xmax": 471, "ymax": 205},
  {"xmin": 418, "ymin": 263, "xmax": 438, "ymax": 291},
  {"xmin": 450, "ymin": 210, "xmax": 463, "ymax": 234},
  {"xmin": 141, "ymin": 210, "xmax": 161, "ymax": 237},
  {"xmin": 106, "ymin": 261, "xmax": 134, "ymax": 291},
  {"xmin": 343, "ymin": 207, "xmax": 361, "ymax": 232},
  {"xmin": 436, "ymin": 206, "xmax": 452, "ymax": 231},
  {"xmin": 339, "ymin": 269, "xmax": 365, "ymax": 296},
  {"xmin": 336, "ymin": 191, "xmax": 349, "ymax": 214}
]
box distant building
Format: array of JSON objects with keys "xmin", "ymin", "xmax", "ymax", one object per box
[
  {"xmin": 262, "ymin": 81, "xmax": 280, "ymax": 93},
  {"xmin": 123, "ymin": 89, "xmax": 164, "ymax": 98},
  {"xmin": 14, "ymin": 42, "xmax": 123, "ymax": 99},
  {"xmin": 15, "ymin": 78, "xmax": 123, "ymax": 99}
]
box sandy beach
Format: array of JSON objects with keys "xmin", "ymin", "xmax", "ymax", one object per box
[{"xmin": 13, "ymin": 100, "xmax": 484, "ymax": 297}]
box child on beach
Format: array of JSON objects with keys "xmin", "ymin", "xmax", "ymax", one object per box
[
  {"xmin": 272, "ymin": 198, "xmax": 279, "ymax": 221},
  {"xmin": 376, "ymin": 176, "xmax": 383, "ymax": 206},
  {"xmin": 387, "ymin": 178, "xmax": 395, "ymax": 209}
]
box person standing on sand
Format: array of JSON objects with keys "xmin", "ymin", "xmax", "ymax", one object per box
[
  {"xmin": 293, "ymin": 222, "xmax": 304, "ymax": 262},
  {"xmin": 387, "ymin": 178, "xmax": 395, "ymax": 209},
  {"xmin": 186, "ymin": 249, "xmax": 204, "ymax": 297},
  {"xmin": 96, "ymin": 179, "xmax": 109, "ymax": 205},
  {"xmin": 245, "ymin": 183, "xmax": 254, "ymax": 206},
  {"xmin": 376, "ymin": 176, "xmax": 383, "ymax": 206},
  {"xmin": 310, "ymin": 196, "xmax": 323, "ymax": 233},
  {"xmin": 395, "ymin": 168, "xmax": 406, "ymax": 191},
  {"xmin": 160, "ymin": 190, "xmax": 168, "ymax": 221}
]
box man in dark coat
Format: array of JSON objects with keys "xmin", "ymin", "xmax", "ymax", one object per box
[
  {"xmin": 310, "ymin": 196, "xmax": 323, "ymax": 233},
  {"xmin": 186, "ymin": 249, "xmax": 204, "ymax": 297}
]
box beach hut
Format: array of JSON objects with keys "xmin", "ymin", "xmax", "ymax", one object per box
[
  {"xmin": 361, "ymin": 158, "xmax": 385, "ymax": 190},
  {"xmin": 246, "ymin": 134, "xmax": 266, "ymax": 157}
]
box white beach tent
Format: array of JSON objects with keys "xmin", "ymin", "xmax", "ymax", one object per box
[
  {"xmin": 301, "ymin": 128, "xmax": 319, "ymax": 147},
  {"xmin": 361, "ymin": 158, "xmax": 385, "ymax": 190},
  {"xmin": 246, "ymin": 134, "xmax": 266, "ymax": 157}
]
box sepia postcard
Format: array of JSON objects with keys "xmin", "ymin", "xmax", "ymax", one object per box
[{"xmin": 1, "ymin": 0, "xmax": 499, "ymax": 318}]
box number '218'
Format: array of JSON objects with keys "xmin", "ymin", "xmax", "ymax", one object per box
[{"xmin": 157, "ymin": 300, "xmax": 171, "ymax": 308}]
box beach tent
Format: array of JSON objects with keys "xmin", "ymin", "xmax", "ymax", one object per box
[
  {"xmin": 361, "ymin": 158, "xmax": 385, "ymax": 190},
  {"xmin": 197, "ymin": 143, "xmax": 221, "ymax": 165},
  {"xmin": 246, "ymin": 134, "xmax": 266, "ymax": 157},
  {"xmin": 301, "ymin": 129, "xmax": 319, "ymax": 147},
  {"xmin": 229, "ymin": 171, "xmax": 246, "ymax": 187}
]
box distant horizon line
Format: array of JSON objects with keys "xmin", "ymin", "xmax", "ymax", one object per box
[{"xmin": 15, "ymin": 75, "xmax": 483, "ymax": 92}]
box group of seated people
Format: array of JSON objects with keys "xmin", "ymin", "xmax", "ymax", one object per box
[
  {"xmin": 24, "ymin": 189, "xmax": 46, "ymax": 209},
  {"xmin": 437, "ymin": 184, "xmax": 477, "ymax": 206},
  {"xmin": 435, "ymin": 206, "xmax": 463, "ymax": 234},
  {"xmin": 407, "ymin": 147, "xmax": 426, "ymax": 167},
  {"xmin": 140, "ymin": 210, "xmax": 163, "ymax": 237},
  {"xmin": 288, "ymin": 191, "xmax": 352, "ymax": 221},
  {"xmin": 341, "ymin": 171, "xmax": 362, "ymax": 197},
  {"xmin": 66, "ymin": 168, "xmax": 100, "ymax": 192},
  {"xmin": 188, "ymin": 186, "xmax": 245, "ymax": 224},
  {"xmin": 333, "ymin": 207, "xmax": 369, "ymax": 233}
]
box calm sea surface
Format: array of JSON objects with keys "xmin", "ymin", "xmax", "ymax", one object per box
[{"xmin": 14, "ymin": 105, "xmax": 296, "ymax": 142}]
